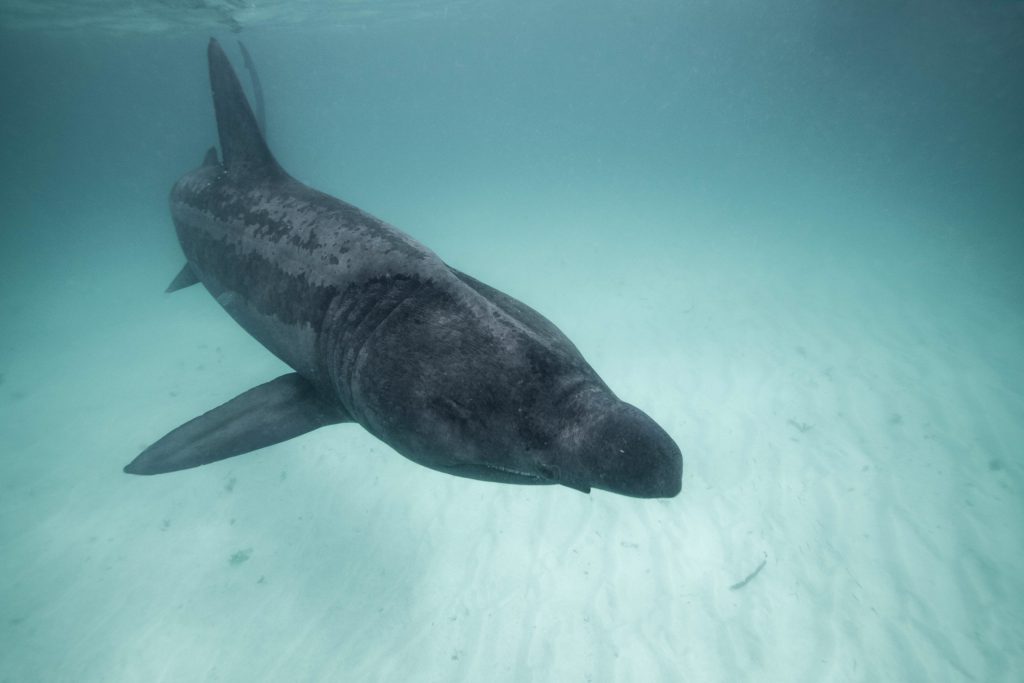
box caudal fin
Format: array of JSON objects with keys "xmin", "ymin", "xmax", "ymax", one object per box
[
  {"xmin": 237, "ymin": 40, "xmax": 267, "ymax": 139},
  {"xmin": 207, "ymin": 38, "xmax": 282, "ymax": 179}
]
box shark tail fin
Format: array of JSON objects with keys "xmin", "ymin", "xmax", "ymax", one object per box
[
  {"xmin": 207, "ymin": 38, "xmax": 283, "ymax": 179},
  {"xmin": 237, "ymin": 41, "xmax": 267, "ymax": 140}
]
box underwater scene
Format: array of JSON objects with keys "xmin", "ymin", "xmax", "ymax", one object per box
[{"xmin": 1, "ymin": 1, "xmax": 1022, "ymax": 681}]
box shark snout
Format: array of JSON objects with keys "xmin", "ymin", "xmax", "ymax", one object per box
[{"xmin": 578, "ymin": 401, "xmax": 683, "ymax": 499}]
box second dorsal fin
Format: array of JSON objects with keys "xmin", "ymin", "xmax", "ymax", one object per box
[{"xmin": 207, "ymin": 38, "xmax": 283, "ymax": 179}]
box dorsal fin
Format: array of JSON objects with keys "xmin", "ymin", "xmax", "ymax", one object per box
[{"xmin": 207, "ymin": 38, "xmax": 283, "ymax": 179}]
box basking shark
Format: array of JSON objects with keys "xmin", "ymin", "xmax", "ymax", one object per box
[{"xmin": 125, "ymin": 39, "xmax": 682, "ymax": 498}]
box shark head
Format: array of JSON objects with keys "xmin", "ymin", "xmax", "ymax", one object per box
[
  {"xmin": 544, "ymin": 394, "xmax": 682, "ymax": 499},
  {"xmin": 433, "ymin": 387, "xmax": 682, "ymax": 500}
]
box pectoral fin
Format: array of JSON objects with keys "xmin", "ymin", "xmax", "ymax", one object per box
[
  {"xmin": 166, "ymin": 263, "xmax": 200, "ymax": 293},
  {"xmin": 125, "ymin": 373, "xmax": 349, "ymax": 475}
]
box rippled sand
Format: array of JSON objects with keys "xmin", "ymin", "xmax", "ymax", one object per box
[{"xmin": 1, "ymin": 219, "xmax": 1021, "ymax": 681}]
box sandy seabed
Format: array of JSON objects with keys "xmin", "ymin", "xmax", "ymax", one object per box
[{"xmin": 1, "ymin": 213, "xmax": 1021, "ymax": 682}]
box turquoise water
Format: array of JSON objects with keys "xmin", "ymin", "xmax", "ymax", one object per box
[{"xmin": 1, "ymin": 1, "xmax": 1022, "ymax": 681}]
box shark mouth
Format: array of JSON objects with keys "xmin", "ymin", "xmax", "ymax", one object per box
[
  {"xmin": 483, "ymin": 463, "xmax": 543, "ymax": 479},
  {"xmin": 442, "ymin": 462, "xmax": 590, "ymax": 494},
  {"xmin": 443, "ymin": 462, "xmax": 544, "ymax": 484}
]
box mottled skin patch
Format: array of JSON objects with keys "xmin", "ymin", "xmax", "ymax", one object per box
[{"xmin": 171, "ymin": 168, "xmax": 439, "ymax": 378}]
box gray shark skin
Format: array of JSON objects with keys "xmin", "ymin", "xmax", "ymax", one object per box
[{"xmin": 125, "ymin": 39, "xmax": 682, "ymax": 499}]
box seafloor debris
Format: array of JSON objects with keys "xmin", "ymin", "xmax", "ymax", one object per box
[{"xmin": 730, "ymin": 553, "xmax": 767, "ymax": 591}]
